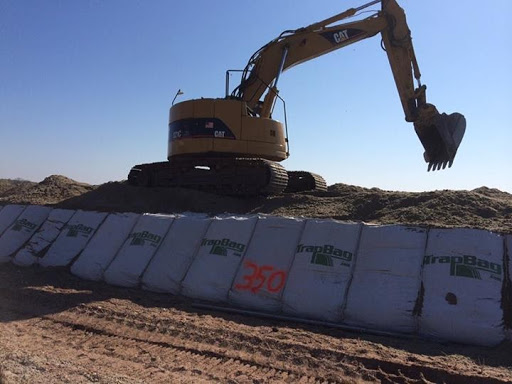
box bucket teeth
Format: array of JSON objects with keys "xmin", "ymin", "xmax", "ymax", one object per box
[{"xmin": 427, "ymin": 160, "xmax": 453, "ymax": 172}]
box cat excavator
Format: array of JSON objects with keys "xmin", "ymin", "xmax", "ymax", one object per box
[{"xmin": 128, "ymin": 0, "xmax": 466, "ymax": 195}]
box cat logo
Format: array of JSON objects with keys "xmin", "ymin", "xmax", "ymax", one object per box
[{"xmin": 333, "ymin": 29, "xmax": 349, "ymax": 43}]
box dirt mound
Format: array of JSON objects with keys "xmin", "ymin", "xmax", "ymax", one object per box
[
  {"xmin": 472, "ymin": 186, "xmax": 512, "ymax": 200},
  {"xmin": 316, "ymin": 185, "xmax": 512, "ymax": 233},
  {"xmin": 0, "ymin": 178, "xmax": 36, "ymax": 197},
  {"xmin": 0, "ymin": 175, "xmax": 96, "ymax": 206},
  {"xmin": 38, "ymin": 175, "xmax": 88, "ymax": 187},
  {"xmin": 54, "ymin": 181, "xmax": 512, "ymax": 234},
  {"xmin": 1, "ymin": 175, "xmax": 511, "ymax": 233}
]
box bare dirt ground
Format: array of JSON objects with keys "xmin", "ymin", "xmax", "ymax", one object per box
[
  {"xmin": 1, "ymin": 264, "xmax": 511, "ymax": 384},
  {"xmin": 1, "ymin": 175, "xmax": 512, "ymax": 383}
]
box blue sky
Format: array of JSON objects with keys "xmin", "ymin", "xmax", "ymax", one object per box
[{"xmin": 1, "ymin": 0, "xmax": 511, "ymax": 192}]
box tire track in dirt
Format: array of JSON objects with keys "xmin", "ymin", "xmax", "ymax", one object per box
[
  {"xmin": 47, "ymin": 317, "xmax": 323, "ymax": 384},
  {"xmin": 1, "ymin": 312, "xmax": 219, "ymax": 383},
  {"xmin": 2, "ymin": 286, "xmax": 511, "ymax": 384},
  {"xmin": 66, "ymin": 304, "xmax": 511, "ymax": 384},
  {"xmin": 0, "ymin": 298, "xmax": 351, "ymax": 383}
]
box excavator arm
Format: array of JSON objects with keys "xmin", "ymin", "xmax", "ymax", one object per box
[{"xmin": 232, "ymin": 0, "xmax": 466, "ymax": 171}]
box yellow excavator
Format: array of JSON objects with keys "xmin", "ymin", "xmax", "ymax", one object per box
[{"xmin": 128, "ymin": 0, "xmax": 466, "ymax": 195}]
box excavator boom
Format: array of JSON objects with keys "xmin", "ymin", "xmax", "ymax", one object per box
[{"xmin": 233, "ymin": 0, "xmax": 466, "ymax": 170}]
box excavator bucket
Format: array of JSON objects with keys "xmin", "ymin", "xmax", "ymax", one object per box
[{"xmin": 414, "ymin": 112, "xmax": 466, "ymax": 171}]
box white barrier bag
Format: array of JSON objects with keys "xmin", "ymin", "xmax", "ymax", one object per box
[
  {"xmin": 419, "ymin": 228, "xmax": 505, "ymax": 346},
  {"xmin": 0, "ymin": 205, "xmax": 52, "ymax": 263},
  {"xmin": 39, "ymin": 210, "xmax": 108, "ymax": 267},
  {"xmin": 181, "ymin": 216, "xmax": 257, "ymax": 301},
  {"xmin": 103, "ymin": 214, "xmax": 174, "ymax": 287},
  {"xmin": 229, "ymin": 216, "xmax": 305, "ymax": 312},
  {"xmin": 142, "ymin": 215, "xmax": 211, "ymax": 293},
  {"xmin": 70, "ymin": 212, "xmax": 140, "ymax": 281},
  {"xmin": 13, "ymin": 209, "xmax": 75, "ymax": 266},
  {"xmin": 507, "ymin": 235, "xmax": 512, "ymax": 342},
  {"xmin": 0, "ymin": 205, "xmax": 26, "ymax": 236},
  {"xmin": 343, "ymin": 225, "xmax": 426, "ymax": 333},
  {"xmin": 282, "ymin": 220, "xmax": 362, "ymax": 322}
]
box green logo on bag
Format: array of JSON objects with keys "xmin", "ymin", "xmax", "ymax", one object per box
[
  {"xmin": 11, "ymin": 218, "xmax": 37, "ymax": 232},
  {"xmin": 296, "ymin": 244, "xmax": 353, "ymax": 267},
  {"xmin": 66, "ymin": 223, "xmax": 93, "ymax": 238},
  {"xmin": 201, "ymin": 238, "xmax": 246, "ymax": 257},
  {"xmin": 423, "ymin": 255, "xmax": 502, "ymax": 281},
  {"xmin": 129, "ymin": 231, "xmax": 162, "ymax": 247}
]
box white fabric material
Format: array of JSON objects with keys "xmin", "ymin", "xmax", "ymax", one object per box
[
  {"xmin": 103, "ymin": 214, "xmax": 174, "ymax": 287},
  {"xmin": 343, "ymin": 225, "xmax": 426, "ymax": 333},
  {"xmin": 70, "ymin": 212, "xmax": 140, "ymax": 281},
  {"xmin": 419, "ymin": 228, "xmax": 505, "ymax": 346},
  {"xmin": 13, "ymin": 209, "xmax": 75, "ymax": 266},
  {"xmin": 508, "ymin": 235, "xmax": 512, "ymax": 342},
  {"xmin": 282, "ymin": 220, "xmax": 362, "ymax": 322},
  {"xmin": 0, "ymin": 205, "xmax": 26, "ymax": 236},
  {"xmin": 39, "ymin": 210, "xmax": 108, "ymax": 267},
  {"xmin": 181, "ymin": 216, "xmax": 257, "ymax": 301},
  {"xmin": 0, "ymin": 205, "xmax": 52, "ymax": 262},
  {"xmin": 142, "ymin": 215, "xmax": 211, "ymax": 293},
  {"xmin": 229, "ymin": 216, "xmax": 305, "ymax": 312}
]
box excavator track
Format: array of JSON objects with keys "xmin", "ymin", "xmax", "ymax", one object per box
[
  {"xmin": 284, "ymin": 171, "xmax": 327, "ymax": 193},
  {"xmin": 128, "ymin": 158, "xmax": 288, "ymax": 196}
]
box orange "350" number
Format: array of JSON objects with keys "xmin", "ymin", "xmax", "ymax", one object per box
[{"xmin": 235, "ymin": 261, "xmax": 287, "ymax": 293}]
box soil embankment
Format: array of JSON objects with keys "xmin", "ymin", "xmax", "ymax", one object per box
[{"xmin": 1, "ymin": 175, "xmax": 511, "ymax": 233}]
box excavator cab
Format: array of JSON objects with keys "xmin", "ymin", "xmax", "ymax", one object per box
[{"xmin": 414, "ymin": 111, "xmax": 466, "ymax": 171}]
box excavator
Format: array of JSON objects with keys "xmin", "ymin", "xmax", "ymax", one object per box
[{"xmin": 128, "ymin": 0, "xmax": 466, "ymax": 195}]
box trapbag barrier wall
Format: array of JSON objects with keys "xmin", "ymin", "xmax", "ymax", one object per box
[
  {"xmin": 71, "ymin": 212, "xmax": 140, "ymax": 281},
  {"xmin": 39, "ymin": 210, "xmax": 108, "ymax": 267},
  {"xmin": 13, "ymin": 209, "xmax": 75, "ymax": 266},
  {"xmin": 507, "ymin": 235, "xmax": 512, "ymax": 341},
  {"xmin": 142, "ymin": 215, "xmax": 211, "ymax": 294},
  {"xmin": 282, "ymin": 220, "xmax": 362, "ymax": 322},
  {"xmin": 0, "ymin": 205, "xmax": 52, "ymax": 263},
  {"xmin": 229, "ymin": 216, "xmax": 304, "ymax": 312},
  {"xmin": 343, "ymin": 225, "xmax": 427, "ymax": 334},
  {"xmin": 0, "ymin": 204, "xmax": 510, "ymax": 347},
  {"xmin": 181, "ymin": 216, "xmax": 258, "ymax": 302},
  {"xmin": 419, "ymin": 229, "xmax": 506, "ymax": 346},
  {"xmin": 103, "ymin": 214, "xmax": 174, "ymax": 287},
  {"xmin": 0, "ymin": 205, "xmax": 26, "ymax": 237}
]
